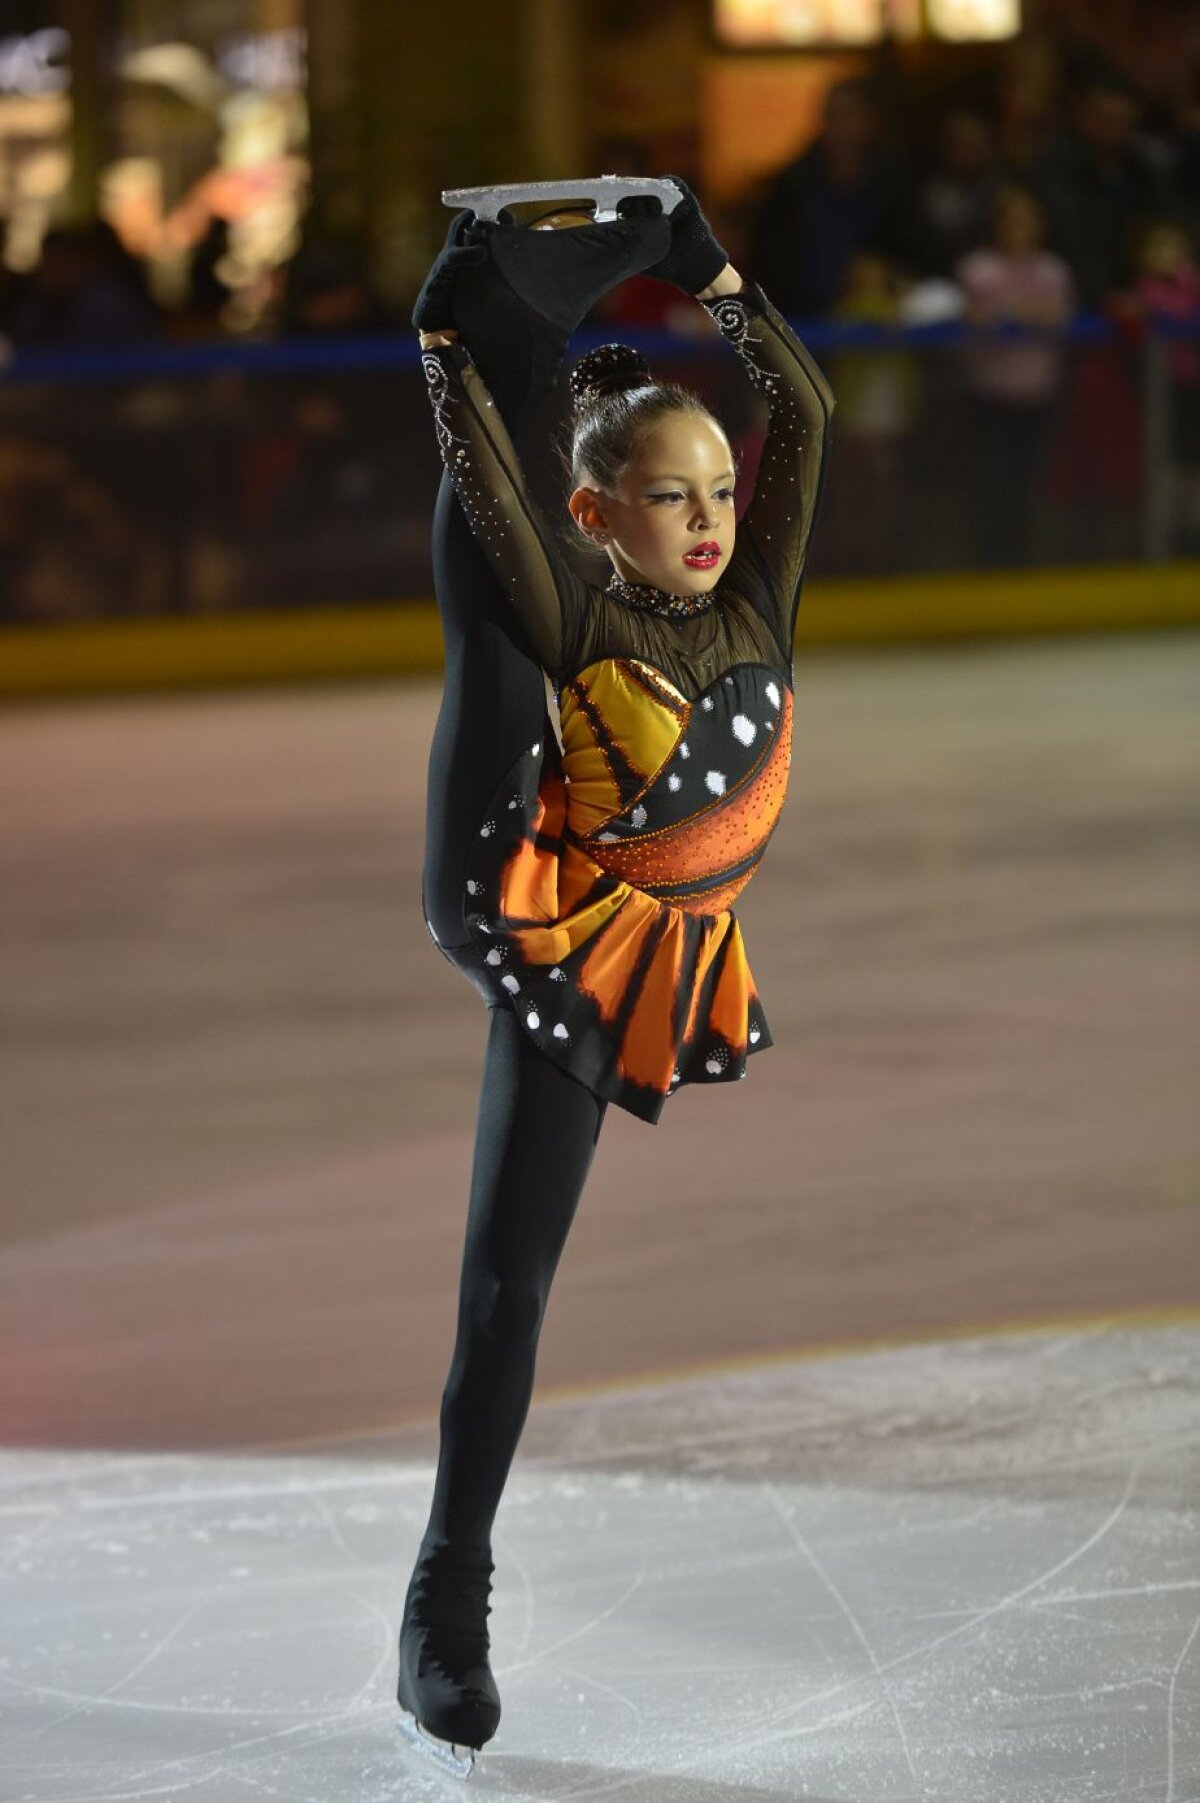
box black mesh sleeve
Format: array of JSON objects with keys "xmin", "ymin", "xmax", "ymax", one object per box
[
  {"xmin": 700, "ymin": 281, "xmax": 835, "ymax": 648},
  {"xmin": 420, "ymin": 341, "xmax": 591, "ymax": 673}
]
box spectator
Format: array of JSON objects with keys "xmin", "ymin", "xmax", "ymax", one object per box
[
  {"xmin": 175, "ymin": 219, "xmax": 237, "ymax": 339},
  {"xmin": 0, "ymin": 438, "xmax": 164, "ymax": 619},
  {"xmin": 1024, "ymin": 62, "xmax": 1168, "ymax": 560},
  {"xmin": 1128, "ymin": 217, "xmax": 1200, "ymax": 543},
  {"xmin": 955, "ymin": 183, "xmax": 1075, "ymax": 567},
  {"xmin": 821, "ymin": 252, "xmax": 923, "ymax": 570},
  {"xmin": 278, "ymin": 233, "xmax": 393, "ymax": 338},
  {"xmin": 246, "ymin": 233, "xmax": 399, "ymax": 596},
  {"xmin": 747, "ymin": 76, "xmax": 917, "ymax": 317},
  {"xmin": 1032, "ymin": 59, "xmax": 1182, "ymax": 307},
  {"xmin": 914, "ymin": 108, "xmax": 1005, "ymax": 279},
  {"xmin": 1165, "ymin": 58, "xmax": 1200, "ymax": 237},
  {"xmin": 994, "ymin": 31, "xmax": 1061, "ymax": 173},
  {"xmin": 3, "ymin": 222, "xmax": 159, "ymax": 348}
]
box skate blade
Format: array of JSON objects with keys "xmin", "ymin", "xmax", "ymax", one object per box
[
  {"xmin": 443, "ymin": 175, "xmax": 682, "ymax": 224},
  {"xmin": 397, "ymin": 1708, "xmax": 477, "ymax": 1779}
]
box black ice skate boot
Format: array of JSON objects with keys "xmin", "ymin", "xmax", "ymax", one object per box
[
  {"xmin": 397, "ymin": 1544, "xmax": 500, "ymax": 1778},
  {"xmin": 448, "ymin": 206, "xmax": 670, "ymax": 438}
]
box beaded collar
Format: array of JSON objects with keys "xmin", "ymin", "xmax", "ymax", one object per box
[{"xmin": 606, "ymin": 574, "xmax": 717, "ymax": 621}]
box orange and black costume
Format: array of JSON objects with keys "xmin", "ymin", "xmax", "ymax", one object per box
[{"xmin": 421, "ymin": 278, "xmax": 833, "ymax": 1123}]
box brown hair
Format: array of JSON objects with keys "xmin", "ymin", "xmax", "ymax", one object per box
[{"xmin": 565, "ymin": 342, "xmax": 727, "ymax": 491}]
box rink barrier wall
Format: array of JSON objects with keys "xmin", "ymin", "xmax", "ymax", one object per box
[{"xmin": 1, "ymin": 560, "xmax": 1198, "ymax": 701}]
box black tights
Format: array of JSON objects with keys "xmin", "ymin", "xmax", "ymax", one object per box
[{"xmin": 418, "ymin": 1004, "xmax": 605, "ymax": 1568}]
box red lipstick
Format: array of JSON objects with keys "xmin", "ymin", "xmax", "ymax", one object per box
[{"xmin": 682, "ymin": 542, "xmax": 721, "ymax": 569}]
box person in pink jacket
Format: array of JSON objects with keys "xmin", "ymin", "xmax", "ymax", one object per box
[{"xmin": 955, "ymin": 183, "xmax": 1076, "ymax": 567}]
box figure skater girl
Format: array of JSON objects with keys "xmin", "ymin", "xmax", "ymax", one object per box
[{"xmin": 399, "ymin": 177, "xmax": 834, "ymax": 1773}]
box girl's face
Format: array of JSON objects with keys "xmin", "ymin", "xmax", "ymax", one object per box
[{"xmin": 570, "ymin": 412, "xmax": 737, "ymax": 596}]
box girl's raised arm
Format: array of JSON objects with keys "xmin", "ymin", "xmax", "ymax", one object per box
[
  {"xmin": 699, "ymin": 277, "xmax": 836, "ymax": 653},
  {"xmin": 418, "ymin": 330, "xmax": 587, "ymax": 674}
]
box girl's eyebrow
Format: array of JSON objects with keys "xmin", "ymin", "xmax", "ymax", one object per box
[{"xmin": 646, "ymin": 470, "xmax": 736, "ymax": 483}]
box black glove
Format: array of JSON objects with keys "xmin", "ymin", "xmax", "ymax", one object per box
[
  {"xmin": 411, "ymin": 209, "xmax": 492, "ymax": 334},
  {"xmin": 620, "ymin": 175, "xmax": 729, "ymax": 295}
]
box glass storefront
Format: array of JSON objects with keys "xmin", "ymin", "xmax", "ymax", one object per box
[
  {"xmin": 106, "ymin": 7, "xmax": 307, "ymax": 329},
  {"xmin": 1, "ymin": 3, "xmax": 308, "ymax": 332},
  {"xmin": 0, "ymin": 26, "xmax": 71, "ymax": 273}
]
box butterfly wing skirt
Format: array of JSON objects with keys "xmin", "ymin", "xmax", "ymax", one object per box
[{"xmin": 440, "ymin": 655, "xmax": 793, "ymax": 1124}]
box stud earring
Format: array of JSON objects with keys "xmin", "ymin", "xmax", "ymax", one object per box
[{"xmin": 593, "ymin": 531, "xmax": 609, "ymax": 543}]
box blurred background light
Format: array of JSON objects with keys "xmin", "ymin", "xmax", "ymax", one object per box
[{"xmin": 714, "ymin": 0, "xmax": 1018, "ymax": 47}]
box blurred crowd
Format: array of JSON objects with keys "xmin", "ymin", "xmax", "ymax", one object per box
[
  {"xmin": 0, "ymin": 43, "xmax": 1195, "ymax": 352},
  {"xmin": 1, "ymin": 34, "xmax": 1199, "ymax": 616},
  {"xmin": 589, "ymin": 51, "xmax": 1200, "ymax": 569}
]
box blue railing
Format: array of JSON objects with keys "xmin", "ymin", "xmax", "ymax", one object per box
[{"xmin": 1, "ymin": 309, "xmax": 1190, "ymax": 385}]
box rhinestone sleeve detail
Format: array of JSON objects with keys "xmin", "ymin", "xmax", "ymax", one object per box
[
  {"xmin": 418, "ymin": 342, "xmax": 588, "ymax": 673},
  {"xmin": 699, "ymin": 281, "xmax": 836, "ymax": 647},
  {"xmin": 421, "ymin": 350, "xmax": 460, "ymax": 465}
]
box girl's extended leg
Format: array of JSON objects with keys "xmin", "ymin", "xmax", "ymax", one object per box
[
  {"xmin": 421, "ymin": 468, "xmax": 548, "ymax": 991},
  {"xmin": 420, "ymin": 212, "xmax": 669, "ymax": 984}
]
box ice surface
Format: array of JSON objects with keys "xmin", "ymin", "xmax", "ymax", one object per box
[{"xmin": 1, "ymin": 1323, "xmax": 1197, "ymax": 1801}]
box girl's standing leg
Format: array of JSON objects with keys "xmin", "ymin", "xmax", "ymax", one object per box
[
  {"xmin": 398, "ymin": 995, "xmax": 608, "ymax": 1751},
  {"xmin": 419, "ymin": 1004, "xmax": 607, "ymax": 1568}
]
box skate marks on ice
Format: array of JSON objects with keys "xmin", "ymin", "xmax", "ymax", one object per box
[{"xmin": 0, "ymin": 1325, "xmax": 1198, "ymax": 1802}]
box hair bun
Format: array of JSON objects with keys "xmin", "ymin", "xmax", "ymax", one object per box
[{"xmin": 570, "ymin": 343, "xmax": 652, "ymax": 412}]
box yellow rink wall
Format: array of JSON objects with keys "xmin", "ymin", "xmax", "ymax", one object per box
[{"xmin": 1, "ymin": 561, "xmax": 1197, "ymax": 701}]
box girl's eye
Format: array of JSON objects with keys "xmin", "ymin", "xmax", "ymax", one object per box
[{"xmin": 649, "ymin": 489, "xmax": 736, "ymax": 504}]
